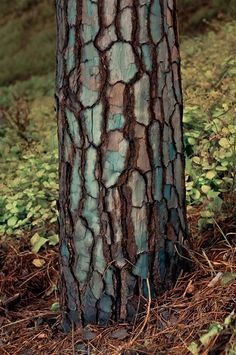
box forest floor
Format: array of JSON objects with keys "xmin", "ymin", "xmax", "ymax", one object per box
[
  {"xmin": 0, "ymin": 4, "xmax": 236, "ymax": 354},
  {"xmin": 0, "ymin": 212, "xmax": 236, "ymax": 354}
]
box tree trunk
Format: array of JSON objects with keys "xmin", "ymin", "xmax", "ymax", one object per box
[{"xmin": 56, "ymin": 0, "xmax": 188, "ymax": 330}]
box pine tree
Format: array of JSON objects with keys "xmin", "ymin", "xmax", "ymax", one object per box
[{"xmin": 55, "ymin": 0, "xmax": 188, "ymax": 329}]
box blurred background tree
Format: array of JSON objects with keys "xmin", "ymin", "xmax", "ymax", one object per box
[{"xmin": 178, "ymin": 0, "xmax": 236, "ymax": 31}]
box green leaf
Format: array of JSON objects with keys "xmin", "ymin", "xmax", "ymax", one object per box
[
  {"xmin": 200, "ymin": 210, "xmax": 214, "ymax": 218},
  {"xmin": 188, "ymin": 137, "xmax": 196, "ymax": 145},
  {"xmin": 198, "ymin": 218, "xmax": 213, "ymax": 230},
  {"xmin": 30, "ymin": 233, "xmax": 47, "ymax": 253},
  {"xmin": 48, "ymin": 234, "xmax": 59, "ymax": 246},
  {"xmin": 186, "ymin": 46, "xmax": 194, "ymax": 56},
  {"xmin": 191, "ymin": 188, "xmax": 201, "ymax": 201},
  {"xmin": 192, "ymin": 156, "xmax": 201, "ymax": 164},
  {"xmin": 187, "ymin": 342, "xmax": 199, "ymax": 355},
  {"xmin": 215, "ymin": 165, "xmax": 227, "ymax": 171},
  {"xmin": 201, "ymin": 185, "xmax": 211, "ymax": 194},
  {"xmin": 32, "ymin": 258, "xmax": 46, "ymax": 268},
  {"xmin": 6, "ymin": 203, "xmax": 13, "ymax": 210},
  {"xmin": 200, "ymin": 324, "xmax": 223, "ymax": 347},
  {"xmin": 183, "ymin": 114, "xmax": 192, "ymax": 123},
  {"xmin": 206, "ymin": 171, "xmax": 216, "ymax": 179},
  {"xmin": 207, "ymin": 190, "xmax": 220, "ymax": 199},
  {"xmin": 51, "ymin": 302, "xmax": 60, "ymax": 312},
  {"xmin": 224, "ymin": 311, "xmax": 234, "ymax": 326},
  {"xmin": 219, "ymin": 138, "xmax": 230, "ymax": 148},
  {"xmin": 209, "ymin": 196, "xmax": 222, "ymax": 212},
  {"xmin": 7, "ymin": 216, "xmax": 18, "ymax": 227},
  {"xmin": 221, "ymin": 272, "xmax": 236, "ymax": 286}
]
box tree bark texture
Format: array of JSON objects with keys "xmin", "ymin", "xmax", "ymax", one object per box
[{"xmin": 56, "ymin": 0, "xmax": 188, "ymax": 329}]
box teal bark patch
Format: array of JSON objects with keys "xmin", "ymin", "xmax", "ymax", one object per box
[
  {"xmin": 104, "ymin": 151, "xmax": 126, "ymax": 187},
  {"xmin": 57, "ymin": 54, "xmax": 64, "ymax": 88},
  {"xmin": 149, "ymin": 120, "xmax": 164, "ymax": 201},
  {"xmin": 68, "ymin": 0, "xmax": 77, "ymax": 26},
  {"xmin": 167, "ymin": 27, "xmax": 175, "ymax": 49},
  {"xmin": 128, "ymin": 170, "xmax": 146, "ymax": 207},
  {"xmin": 166, "ymin": 239, "xmax": 175, "ymax": 258},
  {"xmin": 163, "ymin": 74, "xmax": 176, "ymax": 121},
  {"xmin": 107, "ymin": 113, "xmax": 125, "ymax": 131},
  {"xmin": 134, "ymin": 74, "xmax": 150, "ymax": 125},
  {"xmin": 60, "ymin": 243, "xmax": 70, "ymax": 265},
  {"xmin": 82, "ymin": 43, "xmax": 100, "ymax": 66},
  {"xmin": 99, "ymin": 294, "xmax": 112, "ymax": 314},
  {"xmin": 154, "ymin": 167, "xmax": 163, "ymax": 201},
  {"xmin": 97, "ymin": 25, "xmax": 117, "ymax": 51},
  {"xmin": 150, "ymin": 0, "xmax": 162, "ymax": 44},
  {"xmin": 157, "ymin": 201, "xmax": 168, "ymax": 235},
  {"xmin": 170, "ymin": 208, "xmax": 178, "ymax": 225},
  {"xmin": 81, "ymin": 273, "xmax": 103, "ymax": 324},
  {"xmin": 82, "ymin": 42, "xmax": 100, "ymax": 67},
  {"xmin": 133, "ymin": 253, "xmax": 149, "ymax": 279},
  {"xmin": 164, "ymin": 184, "xmax": 172, "ymax": 201},
  {"xmin": 103, "ymin": 0, "xmax": 116, "ymax": 26},
  {"xmin": 64, "ymin": 132, "xmax": 72, "ymax": 162},
  {"xmin": 138, "ymin": 4, "xmax": 149, "ymax": 43},
  {"xmin": 82, "ymin": 24, "xmax": 99, "ymax": 43},
  {"xmin": 120, "ymin": 8, "xmax": 132, "ymax": 41},
  {"xmin": 63, "ymin": 266, "xmax": 78, "ymax": 311},
  {"xmin": 70, "ymin": 151, "xmax": 81, "ymax": 212},
  {"xmin": 103, "ymin": 139, "xmax": 129, "ymax": 188},
  {"xmin": 82, "ymin": 196, "xmax": 100, "ymax": 235},
  {"xmin": 142, "ymin": 44, "xmax": 152, "ymax": 72},
  {"xmin": 94, "ymin": 237, "xmax": 106, "ymax": 274},
  {"xmin": 81, "ymin": 85, "xmax": 99, "ymax": 108},
  {"xmin": 65, "ymin": 109, "xmax": 81, "ymax": 148},
  {"xmin": 158, "ymin": 38, "xmax": 169, "ymax": 71},
  {"xmin": 67, "ymin": 27, "xmax": 76, "ymax": 73},
  {"xmin": 108, "ymin": 42, "xmax": 137, "ymax": 84},
  {"xmin": 91, "ymin": 272, "xmax": 103, "ymax": 300},
  {"xmin": 81, "ymin": 0, "xmax": 99, "ymax": 42},
  {"xmin": 157, "ymin": 68, "xmax": 166, "ymax": 98},
  {"xmin": 104, "ymin": 269, "xmax": 115, "ymax": 297},
  {"xmin": 81, "ymin": 287, "xmax": 97, "ymax": 324},
  {"xmin": 149, "ymin": 121, "xmax": 161, "ymax": 167},
  {"xmin": 80, "ymin": 43, "xmax": 100, "ymax": 107},
  {"xmin": 163, "ymin": 142, "xmax": 169, "ymax": 167},
  {"xmin": 84, "ymin": 104, "xmax": 103, "ymax": 146},
  {"xmin": 131, "ymin": 207, "xmax": 148, "ymax": 253},
  {"xmin": 169, "ymin": 143, "xmax": 176, "ymax": 161},
  {"xmin": 85, "ymin": 146, "xmax": 99, "ymax": 198},
  {"xmin": 168, "ymin": 187, "xmax": 178, "ymax": 209},
  {"xmin": 98, "ymin": 294, "xmax": 112, "ymax": 324},
  {"xmin": 86, "ymin": 0, "xmax": 95, "ymax": 17},
  {"xmin": 74, "ymin": 219, "xmax": 93, "ymax": 286},
  {"xmin": 163, "ymin": 124, "xmax": 175, "ymax": 166},
  {"xmin": 174, "ymin": 155, "xmax": 184, "ymax": 203}
]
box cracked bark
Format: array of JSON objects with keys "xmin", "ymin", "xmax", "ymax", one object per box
[{"xmin": 56, "ymin": 0, "xmax": 189, "ymax": 329}]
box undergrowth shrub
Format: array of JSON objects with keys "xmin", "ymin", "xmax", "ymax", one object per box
[
  {"xmin": 0, "ymin": 149, "xmax": 58, "ymax": 236},
  {"xmin": 182, "ymin": 22, "xmax": 236, "ymax": 228}
]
